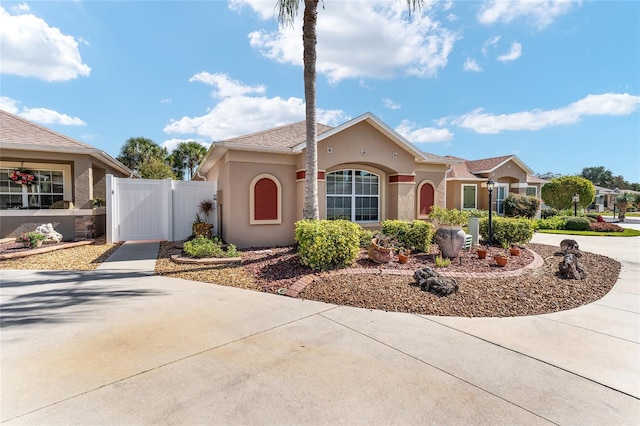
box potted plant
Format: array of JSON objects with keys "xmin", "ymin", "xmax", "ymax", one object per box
[
  {"xmin": 494, "ymin": 242, "xmax": 510, "ymax": 267},
  {"xmin": 428, "ymin": 206, "xmax": 470, "ymax": 259},
  {"xmin": 17, "ymin": 231, "xmax": 45, "ymax": 248},
  {"xmin": 368, "ymin": 233, "xmax": 396, "ymax": 264},
  {"xmin": 475, "ymin": 245, "xmax": 487, "ymax": 259},
  {"xmin": 397, "ymin": 247, "xmax": 411, "ymax": 264},
  {"xmin": 509, "ymin": 244, "xmax": 521, "ymax": 256}
]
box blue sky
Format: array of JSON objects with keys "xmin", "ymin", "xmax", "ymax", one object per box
[{"xmin": 1, "ymin": 0, "xmax": 639, "ymax": 182}]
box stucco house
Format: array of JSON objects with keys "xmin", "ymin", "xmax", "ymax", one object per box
[
  {"xmin": 0, "ymin": 109, "xmax": 134, "ymax": 240},
  {"xmin": 445, "ymin": 155, "xmax": 546, "ymax": 215},
  {"xmin": 195, "ymin": 112, "xmax": 546, "ymax": 249}
]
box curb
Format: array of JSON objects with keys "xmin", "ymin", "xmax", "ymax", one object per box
[{"xmin": 285, "ymin": 249, "xmax": 544, "ymax": 298}]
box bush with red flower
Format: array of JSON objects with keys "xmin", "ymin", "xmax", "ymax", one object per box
[{"xmin": 9, "ymin": 170, "xmax": 36, "ymax": 186}]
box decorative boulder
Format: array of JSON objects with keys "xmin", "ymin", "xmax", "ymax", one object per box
[
  {"xmin": 558, "ymin": 253, "xmax": 587, "ymax": 280},
  {"xmin": 413, "ymin": 267, "xmax": 459, "ymax": 297},
  {"xmin": 560, "ymin": 239, "xmax": 582, "ymax": 257},
  {"xmin": 35, "ymin": 223, "xmax": 63, "ymax": 242}
]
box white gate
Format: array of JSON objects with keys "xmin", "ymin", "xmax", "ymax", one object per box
[{"xmin": 106, "ymin": 175, "xmax": 217, "ymax": 243}]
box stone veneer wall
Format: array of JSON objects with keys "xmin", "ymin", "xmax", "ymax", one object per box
[{"xmin": 74, "ymin": 216, "xmax": 95, "ymax": 240}]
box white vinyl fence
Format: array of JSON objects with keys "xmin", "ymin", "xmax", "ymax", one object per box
[{"xmin": 106, "ymin": 175, "xmax": 217, "ymax": 243}]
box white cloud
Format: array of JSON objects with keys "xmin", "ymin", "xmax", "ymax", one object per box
[
  {"xmin": 478, "ymin": 0, "xmax": 580, "ymax": 29},
  {"xmin": 161, "ymin": 98, "xmax": 172, "ymax": 104},
  {"xmin": 241, "ymin": 0, "xmax": 458, "ymax": 84},
  {"xmin": 161, "ymin": 138, "xmax": 211, "ymax": 153},
  {"xmin": 0, "ymin": 96, "xmax": 86, "ymax": 125},
  {"xmin": 482, "ymin": 36, "xmax": 501, "ymax": 56},
  {"xmin": 383, "ymin": 98, "xmax": 401, "ymax": 110},
  {"xmin": 445, "ymin": 93, "xmax": 640, "ymax": 134},
  {"xmin": 497, "ymin": 42, "xmax": 522, "ymax": 62},
  {"xmin": 0, "ymin": 6, "xmax": 91, "ymax": 81},
  {"xmin": 164, "ymin": 73, "xmax": 348, "ymax": 141},
  {"xmin": 395, "ymin": 119, "xmax": 453, "ymax": 143},
  {"xmin": 189, "ymin": 72, "xmax": 266, "ymax": 98},
  {"xmin": 463, "ymin": 58, "xmax": 482, "ymax": 72}
]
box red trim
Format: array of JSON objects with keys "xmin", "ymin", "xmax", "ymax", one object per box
[
  {"xmin": 389, "ymin": 175, "xmax": 415, "ymax": 183},
  {"xmin": 296, "ymin": 171, "xmax": 325, "ymax": 180},
  {"xmin": 254, "ymin": 178, "xmax": 278, "ymax": 220}
]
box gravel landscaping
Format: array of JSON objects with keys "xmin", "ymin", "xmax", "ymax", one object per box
[{"xmin": 1, "ymin": 239, "xmax": 621, "ymax": 318}]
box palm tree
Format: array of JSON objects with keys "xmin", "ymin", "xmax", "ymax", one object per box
[
  {"xmin": 276, "ymin": 0, "xmax": 423, "ymax": 220},
  {"xmin": 117, "ymin": 137, "xmax": 167, "ymax": 173},
  {"xmin": 171, "ymin": 141, "xmax": 208, "ymax": 180}
]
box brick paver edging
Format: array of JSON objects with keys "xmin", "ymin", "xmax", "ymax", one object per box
[
  {"xmin": 285, "ymin": 249, "xmax": 544, "ymax": 298},
  {"xmin": 0, "ymin": 240, "xmax": 94, "ymax": 261}
]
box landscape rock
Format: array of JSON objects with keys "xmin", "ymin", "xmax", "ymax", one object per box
[
  {"xmin": 34, "ymin": 223, "xmax": 63, "ymax": 242},
  {"xmin": 413, "ymin": 267, "xmax": 459, "ymax": 297},
  {"xmin": 560, "ymin": 239, "xmax": 582, "ymax": 257}
]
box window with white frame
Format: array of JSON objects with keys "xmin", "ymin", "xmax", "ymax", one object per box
[
  {"xmin": 526, "ymin": 186, "xmax": 537, "ymax": 197},
  {"xmin": 0, "ymin": 168, "xmax": 65, "ymax": 209},
  {"xmin": 462, "ymin": 184, "xmax": 477, "ymax": 210},
  {"xmin": 326, "ymin": 170, "xmax": 379, "ymax": 222}
]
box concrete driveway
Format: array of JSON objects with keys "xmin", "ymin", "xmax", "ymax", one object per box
[{"xmin": 1, "ymin": 229, "xmax": 639, "ymax": 425}]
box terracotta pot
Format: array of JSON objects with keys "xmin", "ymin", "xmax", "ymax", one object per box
[
  {"xmin": 477, "ymin": 248, "xmax": 487, "ymax": 259},
  {"xmin": 398, "ymin": 253, "xmax": 409, "ymax": 264},
  {"xmin": 368, "ymin": 239, "xmax": 393, "ymax": 263},
  {"xmin": 434, "ymin": 225, "xmax": 466, "ymax": 259},
  {"xmin": 509, "ymin": 247, "xmax": 521, "ymax": 256},
  {"xmin": 495, "ymin": 255, "xmax": 508, "ymax": 267}
]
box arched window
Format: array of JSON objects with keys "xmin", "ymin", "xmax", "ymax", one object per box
[
  {"xmin": 326, "ymin": 170, "xmax": 379, "ymax": 222},
  {"xmin": 417, "ymin": 181, "xmax": 435, "ymax": 217},
  {"xmin": 250, "ymin": 174, "xmax": 281, "ymax": 224}
]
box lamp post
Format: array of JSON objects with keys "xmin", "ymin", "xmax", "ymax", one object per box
[
  {"xmin": 487, "ymin": 179, "xmax": 495, "ymax": 247},
  {"xmin": 572, "ymin": 193, "xmax": 579, "ymax": 217}
]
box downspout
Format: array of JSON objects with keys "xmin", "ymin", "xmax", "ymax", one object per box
[{"xmin": 196, "ymin": 171, "xmax": 207, "ymax": 181}]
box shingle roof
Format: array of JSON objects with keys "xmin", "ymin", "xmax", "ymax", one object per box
[
  {"xmin": 446, "ymin": 161, "xmax": 483, "ymax": 179},
  {"xmin": 0, "ymin": 109, "xmax": 95, "ymax": 151},
  {"xmin": 463, "ymin": 155, "xmax": 513, "ymax": 173},
  {"xmin": 219, "ymin": 120, "xmax": 334, "ymax": 149}
]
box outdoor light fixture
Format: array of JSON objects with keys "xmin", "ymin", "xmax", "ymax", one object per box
[
  {"xmin": 572, "ymin": 193, "xmax": 580, "ymax": 217},
  {"xmin": 487, "ymin": 179, "xmax": 495, "ymax": 247}
]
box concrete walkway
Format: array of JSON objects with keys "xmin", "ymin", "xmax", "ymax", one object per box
[{"xmin": 1, "ymin": 230, "xmax": 638, "ymax": 424}]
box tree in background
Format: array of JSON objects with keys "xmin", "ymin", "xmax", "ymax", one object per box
[
  {"xmin": 117, "ymin": 137, "xmax": 167, "ymax": 173},
  {"xmin": 166, "ymin": 152, "xmax": 185, "ymax": 180},
  {"xmin": 541, "ymin": 176, "xmax": 595, "ymax": 210},
  {"xmin": 171, "ymin": 141, "xmax": 208, "ymax": 180},
  {"xmin": 137, "ymin": 157, "xmax": 175, "ymax": 180},
  {"xmin": 580, "ymin": 166, "xmax": 613, "ymax": 188},
  {"xmin": 535, "ymin": 171, "xmax": 563, "ymax": 180},
  {"xmin": 276, "ymin": 0, "xmax": 423, "ymax": 219}
]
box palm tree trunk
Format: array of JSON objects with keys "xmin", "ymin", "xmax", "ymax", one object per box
[{"xmin": 302, "ymin": 0, "xmax": 319, "ymax": 220}]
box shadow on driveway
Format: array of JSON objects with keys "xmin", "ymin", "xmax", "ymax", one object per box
[{"xmin": 0, "ymin": 270, "xmax": 165, "ymax": 328}]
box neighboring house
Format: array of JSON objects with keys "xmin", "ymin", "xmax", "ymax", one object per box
[
  {"xmin": 195, "ymin": 112, "xmax": 456, "ymax": 248},
  {"xmin": 445, "ymin": 155, "xmax": 546, "ymax": 215},
  {"xmin": 592, "ymin": 186, "xmax": 617, "ymax": 212},
  {"xmin": 0, "ymin": 110, "xmax": 134, "ymax": 240}
]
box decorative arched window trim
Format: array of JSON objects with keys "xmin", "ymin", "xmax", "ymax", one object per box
[
  {"xmin": 249, "ymin": 174, "xmax": 282, "ymax": 225},
  {"xmin": 416, "ymin": 180, "xmax": 436, "ymax": 219}
]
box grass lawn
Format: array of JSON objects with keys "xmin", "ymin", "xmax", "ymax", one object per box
[
  {"xmin": 598, "ymin": 212, "xmax": 640, "ymax": 217},
  {"xmin": 537, "ymin": 228, "xmax": 640, "ymax": 237}
]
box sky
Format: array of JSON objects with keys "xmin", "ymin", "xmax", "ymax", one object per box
[{"xmin": 1, "ymin": 0, "xmax": 639, "ymax": 183}]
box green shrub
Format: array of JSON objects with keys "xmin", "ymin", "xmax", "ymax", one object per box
[
  {"xmin": 358, "ymin": 228, "xmax": 376, "ymax": 249},
  {"xmin": 183, "ymin": 236, "xmax": 238, "ymax": 258},
  {"xmin": 427, "ymin": 206, "xmax": 470, "ymax": 226},
  {"xmin": 295, "ymin": 220, "xmax": 360, "ymax": 271},
  {"xmin": 184, "ymin": 235, "xmax": 224, "ymax": 258},
  {"xmin": 536, "ymin": 216, "xmax": 567, "ymax": 230},
  {"xmin": 564, "ymin": 217, "xmax": 590, "ymax": 231},
  {"xmin": 503, "ymin": 194, "xmax": 540, "ymax": 218},
  {"xmin": 479, "ymin": 216, "xmax": 535, "ymax": 246},
  {"xmin": 467, "ymin": 209, "xmax": 489, "ymax": 218},
  {"xmin": 541, "ymin": 208, "xmax": 559, "ymax": 219},
  {"xmin": 381, "ymin": 219, "xmax": 434, "ymax": 253}
]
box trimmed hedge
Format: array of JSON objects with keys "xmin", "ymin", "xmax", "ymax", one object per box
[
  {"xmin": 295, "ymin": 220, "xmax": 360, "ymax": 271},
  {"xmin": 479, "ymin": 216, "xmax": 535, "ymax": 246},
  {"xmin": 564, "ymin": 217, "xmax": 590, "ymax": 231},
  {"xmin": 381, "ymin": 219, "xmax": 434, "ymax": 253},
  {"xmin": 503, "ymin": 194, "xmax": 540, "ymax": 218}
]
